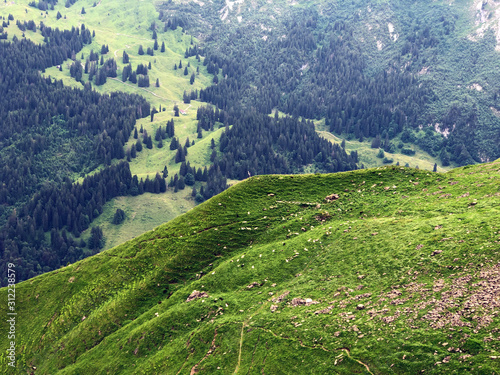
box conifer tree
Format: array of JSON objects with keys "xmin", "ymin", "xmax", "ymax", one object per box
[{"xmin": 169, "ymin": 137, "xmax": 178, "ymax": 150}]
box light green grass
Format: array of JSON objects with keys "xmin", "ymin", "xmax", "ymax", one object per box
[
  {"xmin": 1, "ymin": 0, "xmax": 219, "ymax": 252},
  {"xmin": 2, "ymin": 160, "xmax": 500, "ymax": 374},
  {"xmin": 1, "ymin": 0, "xmax": 212, "ymax": 106},
  {"xmin": 315, "ymin": 120, "xmax": 451, "ymax": 172},
  {"xmin": 127, "ymin": 104, "xmax": 225, "ymax": 180},
  {"xmin": 81, "ymin": 189, "xmax": 195, "ymax": 251}
]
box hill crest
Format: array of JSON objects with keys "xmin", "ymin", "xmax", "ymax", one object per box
[{"xmin": 1, "ymin": 160, "xmax": 500, "ymax": 373}]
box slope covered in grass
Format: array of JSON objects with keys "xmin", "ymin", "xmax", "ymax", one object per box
[{"xmin": 2, "ymin": 160, "xmax": 500, "ymax": 373}]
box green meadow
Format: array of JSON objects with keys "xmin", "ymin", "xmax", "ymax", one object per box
[
  {"xmin": 1, "ymin": 159, "xmax": 499, "ymax": 373},
  {"xmin": 0, "ymin": 0, "xmax": 222, "ymax": 250}
]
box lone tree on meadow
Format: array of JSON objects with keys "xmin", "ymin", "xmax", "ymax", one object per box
[{"xmin": 112, "ymin": 209, "xmax": 126, "ymax": 225}]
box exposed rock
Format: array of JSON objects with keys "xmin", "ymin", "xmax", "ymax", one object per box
[
  {"xmin": 272, "ymin": 291, "xmax": 290, "ymax": 303},
  {"xmin": 186, "ymin": 290, "xmax": 208, "ymax": 302},
  {"xmin": 315, "ymin": 305, "xmax": 334, "ymax": 314},
  {"xmin": 325, "ymin": 194, "xmax": 340, "ymax": 202},
  {"xmin": 431, "ymin": 250, "xmax": 443, "ymax": 256},
  {"xmin": 247, "ymin": 282, "xmax": 260, "ymax": 289},
  {"xmin": 291, "ymin": 298, "xmax": 319, "ymax": 306},
  {"xmin": 315, "ymin": 211, "xmax": 331, "ymax": 222},
  {"xmin": 357, "ymin": 304, "xmax": 365, "ymax": 310}
]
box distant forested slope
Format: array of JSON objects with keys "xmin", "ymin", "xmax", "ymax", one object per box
[
  {"xmin": 0, "ymin": 23, "xmax": 153, "ymax": 285},
  {"xmin": 159, "ymin": 0, "xmax": 500, "ymax": 166}
]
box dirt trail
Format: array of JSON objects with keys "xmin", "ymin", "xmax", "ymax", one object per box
[{"xmin": 342, "ymin": 349, "xmax": 374, "ymax": 375}]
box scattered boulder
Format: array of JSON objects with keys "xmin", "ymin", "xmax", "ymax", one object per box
[
  {"xmin": 247, "ymin": 282, "xmax": 261, "ymax": 289},
  {"xmin": 431, "ymin": 250, "xmax": 443, "ymax": 256},
  {"xmin": 315, "ymin": 305, "xmax": 334, "ymax": 314},
  {"xmin": 272, "ymin": 291, "xmax": 290, "ymax": 303},
  {"xmin": 186, "ymin": 290, "xmax": 208, "ymax": 302},
  {"xmin": 315, "ymin": 211, "xmax": 331, "ymax": 222},
  {"xmin": 356, "ymin": 304, "xmax": 365, "ymax": 310},
  {"xmin": 325, "ymin": 194, "xmax": 340, "ymax": 202},
  {"xmin": 291, "ymin": 298, "xmax": 319, "ymax": 306}
]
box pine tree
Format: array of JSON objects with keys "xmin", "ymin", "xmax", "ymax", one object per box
[
  {"xmin": 433, "ymin": 163, "xmax": 437, "ymax": 172},
  {"xmin": 112, "ymin": 209, "xmax": 126, "ymax": 225},
  {"xmin": 138, "ymin": 45, "xmax": 144, "ymax": 55},
  {"xmin": 166, "ymin": 119, "xmax": 175, "ymax": 137},
  {"xmin": 185, "ymin": 173, "xmax": 195, "ymax": 186},
  {"xmin": 161, "ymin": 41, "xmax": 165, "ymax": 52},
  {"xmin": 134, "ymin": 127, "xmax": 138, "ymax": 139},
  {"xmin": 371, "ymin": 134, "xmax": 381, "ymax": 149},
  {"xmin": 122, "ymin": 51, "xmax": 129, "ymax": 64},
  {"xmin": 190, "ymin": 73, "xmax": 195, "ymax": 84},
  {"xmin": 183, "ymin": 66, "xmax": 189, "ymax": 76},
  {"xmin": 154, "ymin": 39, "xmax": 159, "ymax": 50},
  {"xmin": 178, "ymin": 176, "xmax": 185, "ymax": 190},
  {"xmin": 136, "ymin": 139, "xmax": 143, "ymax": 152},
  {"xmin": 173, "ymin": 104, "xmax": 179, "ymax": 117},
  {"xmin": 169, "ymin": 137, "xmax": 178, "ymax": 150},
  {"xmin": 155, "ymin": 78, "xmax": 160, "ymax": 87},
  {"xmin": 180, "ymin": 161, "xmax": 187, "ymax": 176},
  {"xmin": 155, "ymin": 126, "xmax": 162, "ymax": 141},
  {"xmin": 162, "ymin": 166, "xmax": 168, "ymax": 178},
  {"xmin": 88, "ymin": 226, "xmax": 104, "ymax": 250},
  {"xmin": 175, "ymin": 145, "xmax": 185, "ymax": 163}
]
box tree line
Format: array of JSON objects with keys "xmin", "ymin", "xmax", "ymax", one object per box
[{"xmin": 0, "ymin": 162, "xmax": 168, "ymax": 286}]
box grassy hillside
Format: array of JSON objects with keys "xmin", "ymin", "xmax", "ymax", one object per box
[
  {"xmin": 314, "ymin": 120, "xmax": 450, "ymax": 172},
  {"xmin": 1, "ymin": 160, "xmax": 500, "ymax": 374}
]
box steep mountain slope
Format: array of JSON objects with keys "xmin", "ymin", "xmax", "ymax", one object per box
[{"xmin": 1, "ymin": 160, "xmax": 499, "ymax": 374}]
